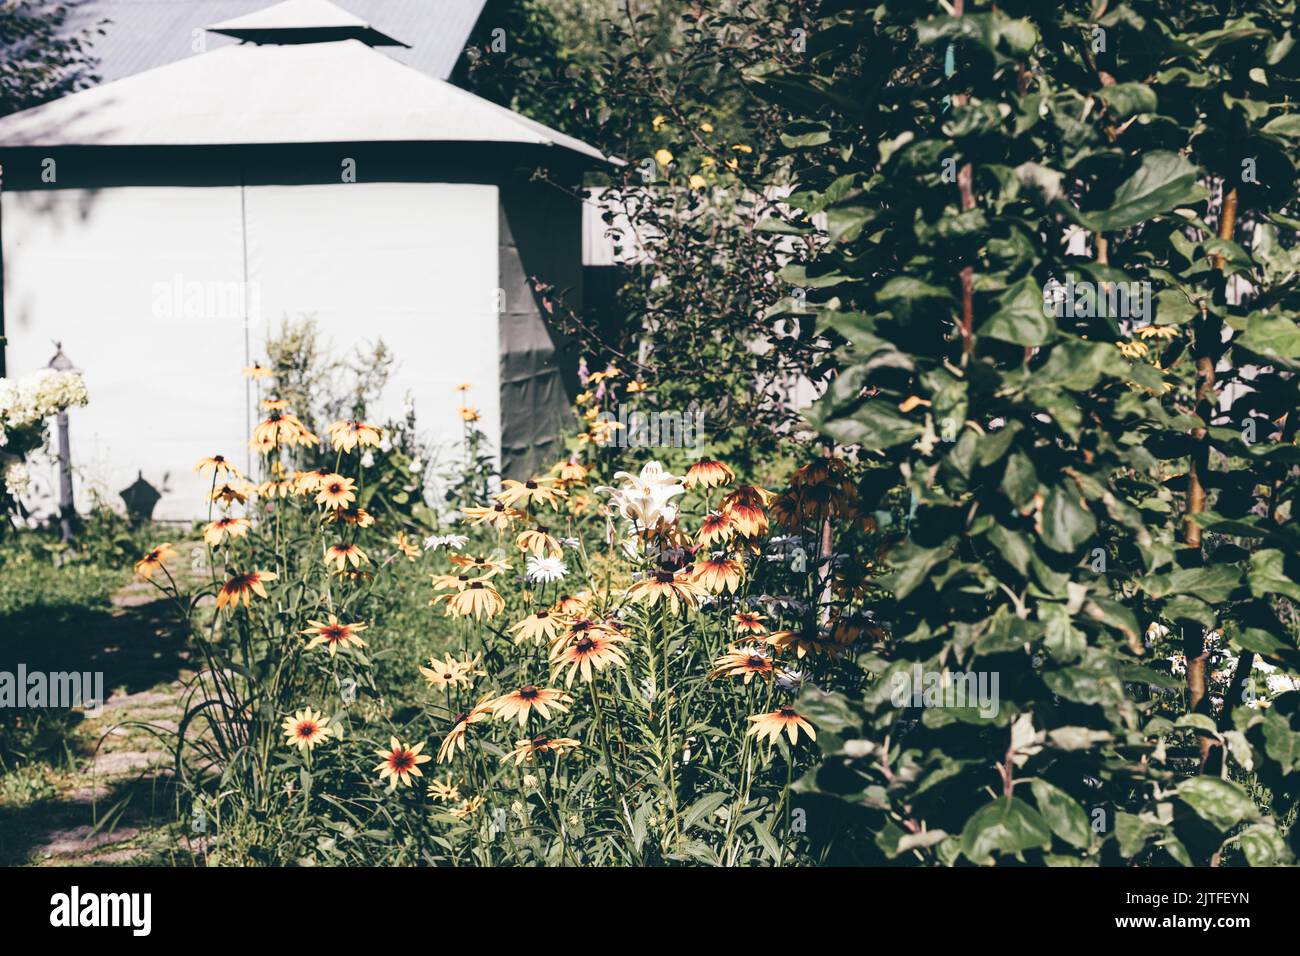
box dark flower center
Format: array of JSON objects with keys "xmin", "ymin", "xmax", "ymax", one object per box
[
  {"xmin": 655, "ymin": 571, "xmax": 676, "ymax": 583},
  {"xmin": 518, "ymin": 686, "xmax": 539, "ymax": 700},
  {"xmin": 391, "ymin": 751, "xmax": 414, "ymax": 772},
  {"xmin": 525, "ymin": 481, "xmax": 538, "ymax": 489},
  {"xmin": 575, "ymin": 637, "xmax": 596, "ymax": 653}
]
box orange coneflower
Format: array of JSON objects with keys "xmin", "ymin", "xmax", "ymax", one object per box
[
  {"xmin": 374, "ymin": 737, "xmax": 431, "ymax": 790},
  {"xmin": 508, "ymin": 609, "xmax": 562, "ymax": 645},
  {"xmin": 463, "ymin": 502, "xmax": 524, "ymax": 530},
  {"xmin": 215, "ymin": 570, "xmax": 278, "ymax": 610},
  {"xmin": 430, "ymin": 571, "xmax": 476, "ymax": 593},
  {"xmin": 515, "ymin": 527, "xmax": 562, "ymax": 558},
  {"xmin": 502, "ymin": 736, "xmax": 581, "ymax": 766},
  {"xmin": 437, "ymin": 697, "xmax": 494, "ymax": 763},
  {"xmin": 449, "ymin": 795, "xmax": 484, "ymax": 819},
  {"xmin": 709, "ymin": 645, "xmax": 773, "ymax": 684},
  {"xmin": 314, "ymin": 474, "xmax": 357, "ymax": 510},
  {"xmin": 203, "ymin": 516, "xmax": 250, "ymax": 547},
  {"xmin": 626, "ymin": 569, "xmax": 704, "ymax": 613},
  {"xmin": 211, "ymin": 482, "xmax": 250, "ymax": 506},
  {"xmin": 458, "ymin": 406, "xmax": 480, "ymax": 423},
  {"xmin": 327, "ymin": 505, "xmax": 375, "ymax": 528},
  {"xmin": 551, "ymin": 591, "xmax": 593, "ymax": 617},
  {"xmin": 251, "ymin": 408, "xmax": 317, "ymax": 452},
  {"xmin": 327, "ymin": 419, "xmax": 383, "ymax": 453},
  {"xmin": 732, "ymin": 610, "xmax": 768, "ymax": 635},
  {"xmin": 448, "ymin": 554, "xmax": 509, "ymax": 575},
  {"xmin": 392, "ymin": 532, "xmax": 421, "ymax": 561},
  {"xmin": 427, "ymin": 777, "xmax": 461, "ymax": 802},
  {"xmin": 194, "ymin": 454, "xmax": 243, "ymax": 480},
  {"xmin": 495, "ymin": 477, "xmax": 566, "ymax": 510},
  {"xmin": 550, "ymin": 630, "xmax": 630, "ymax": 687},
  {"xmin": 258, "ymin": 474, "xmax": 295, "ymax": 499},
  {"xmin": 683, "ymin": 458, "xmax": 734, "ymax": 489},
  {"xmin": 325, "ymin": 542, "xmax": 369, "ymax": 572},
  {"xmin": 766, "ymin": 628, "xmax": 840, "ymax": 659},
  {"xmin": 697, "ymin": 511, "xmax": 736, "ymax": 548},
  {"xmin": 553, "ymin": 459, "xmax": 589, "ymax": 484},
  {"xmin": 301, "ymin": 615, "xmax": 368, "ymax": 656},
  {"xmin": 488, "ymin": 686, "xmax": 572, "ymax": 727},
  {"xmin": 443, "ymin": 580, "xmax": 505, "ymax": 620},
  {"xmin": 282, "ymin": 707, "xmax": 333, "ymax": 752},
  {"xmin": 692, "ymin": 555, "xmax": 745, "ymax": 594},
  {"xmin": 747, "ymin": 706, "xmax": 816, "ymax": 746},
  {"xmin": 134, "ymin": 543, "xmax": 177, "ymax": 581},
  {"xmin": 293, "ymin": 467, "xmax": 336, "ymax": 495},
  {"xmin": 242, "ymin": 362, "xmax": 274, "ymax": 380},
  {"xmin": 419, "ymin": 653, "xmax": 481, "ymax": 689},
  {"xmin": 721, "ymin": 485, "xmax": 774, "ymax": 538}
]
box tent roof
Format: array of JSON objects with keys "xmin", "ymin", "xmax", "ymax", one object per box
[
  {"xmin": 0, "ymin": 39, "xmax": 607, "ymax": 161},
  {"xmin": 207, "ymin": 0, "xmax": 407, "ymax": 45},
  {"xmin": 55, "ymin": 0, "xmax": 485, "ymax": 84}
]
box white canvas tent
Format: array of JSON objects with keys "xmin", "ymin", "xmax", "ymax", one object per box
[{"xmin": 0, "ymin": 0, "xmax": 605, "ymax": 519}]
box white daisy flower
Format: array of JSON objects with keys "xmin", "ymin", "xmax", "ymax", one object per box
[{"xmin": 525, "ymin": 554, "xmax": 568, "ymax": 584}]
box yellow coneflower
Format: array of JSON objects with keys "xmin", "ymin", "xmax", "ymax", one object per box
[
  {"xmin": 626, "ymin": 569, "xmax": 704, "ymax": 614},
  {"xmin": 448, "ymin": 554, "xmax": 509, "ymax": 574},
  {"xmin": 495, "ymin": 477, "xmax": 566, "ymax": 510},
  {"xmin": 215, "ymin": 570, "xmax": 278, "ymax": 610},
  {"xmin": 258, "ymin": 474, "xmax": 295, "ymax": 498},
  {"xmin": 242, "ymin": 362, "xmax": 274, "ymax": 380},
  {"xmin": 392, "ymin": 533, "xmax": 420, "ymax": 561},
  {"xmin": 437, "ymin": 697, "xmax": 494, "ymax": 763},
  {"xmin": 747, "ymin": 706, "xmax": 816, "ymax": 746},
  {"xmin": 502, "ymin": 736, "xmax": 581, "ymax": 766},
  {"xmin": 455, "ymin": 382, "xmax": 472, "ymax": 393},
  {"xmin": 732, "ymin": 610, "xmax": 768, "ymax": 635},
  {"xmin": 250, "ymin": 408, "xmax": 317, "ymax": 452},
  {"xmin": 327, "ymin": 505, "xmax": 375, "ymax": 527},
  {"xmin": 134, "ymin": 543, "xmax": 177, "ymax": 580},
  {"xmin": 721, "ymin": 485, "xmax": 774, "ymax": 537},
  {"xmin": 419, "ymin": 653, "xmax": 480, "ymax": 689},
  {"xmin": 626, "ymin": 379, "xmax": 648, "ymax": 393},
  {"xmin": 301, "ymin": 615, "xmax": 368, "ymax": 656},
  {"xmin": 1117, "ymin": 339, "xmax": 1148, "ymax": 359},
  {"xmin": 430, "ymin": 571, "xmax": 476, "ymax": 592},
  {"xmin": 211, "ymin": 482, "xmax": 250, "ymax": 506},
  {"xmin": 683, "ymin": 458, "xmax": 735, "ymax": 489},
  {"xmin": 709, "ymin": 645, "xmax": 773, "ymax": 684},
  {"xmin": 1135, "ymin": 324, "xmax": 1178, "ymax": 341},
  {"xmin": 203, "ymin": 516, "xmax": 250, "ymax": 547},
  {"xmin": 488, "ymin": 686, "xmax": 572, "ymax": 727},
  {"xmin": 766, "ymin": 628, "xmax": 839, "ymax": 659},
  {"xmin": 550, "ymin": 630, "xmax": 630, "ymax": 687},
  {"xmin": 314, "ymin": 474, "xmax": 357, "ymax": 510},
  {"xmin": 427, "ymin": 777, "xmax": 460, "ymax": 802},
  {"xmin": 449, "ymin": 795, "xmax": 484, "ymax": 819},
  {"xmin": 552, "ymin": 591, "xmax": 593, "ymax": 617},
  {"xmin": 293, "ymin": 467, "xmax": 336, "ymax": 495},
  {"xmin": 697, "ymin": 511, "xmax": 736, "ymax": 547},
  {"xmin": 327, "ymin": 419, "xmax": 383, "ymax": 453},
  {"xmin": 443, "ymin": 580, "xmax": 505, "ymax": 619},
  {"xmin": 508, "ymin": 609, "xmax": 562, "ymax": 645},
  {"xmin": 692, "ymin": 556, "xmax": 745, "ymax": 594},
  {"xmin": 462, "ymin": 502, "xmax": 524, "ymax": 530},
  {"xmin": 374, "ymin": 737, "xmax": 431, "ymax": 790},
  {"xmin": 458, "ymin": 406, "xmax": 480, "ymax": 422},
  {"xmin": 552, "ymin": 458, "xmax": 589, "ymax": 483},
  {"xmin": 325, "ymin": 542, "xmax": 369, "ymax": 572},
  {"xmin": 282, "ymin": 707, "xmax": 332, "ymax": 752},
  {"xmin": 194, "ymin": 454, "xmax": 243, "ymax": 480},
  {"xmin": 516, "ymin": 527, "xmax": 562, "ymax": 558}
]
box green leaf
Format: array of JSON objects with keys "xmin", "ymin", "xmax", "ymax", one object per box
[
  {"xmin": 980, "ymin": 276, "xmax": 1056, "ymax": 346},
  {"xmin": 1248, "ymin": 549, "xmax": 1300, "ymax": 602},
  {"xmin": 1085, "ymin": 151, "xmax": 1208, "ymax": 232},
  {"xmin": 1097, "ymin": 83, "xmax": 1157, "ymax": 120},
  {"xmin": 960, "ymin": 797, "xmax": 1053, "ymax": 865},
  {"xmin": 1176, "ymin": 777, "xmax": 1258, "ymax": 832},
  {"xmin": 1029, "ymin": 779, "xmax": 1091, "ymax": 849},
  {"xmin": 1040, "ymin": 485, "xmax": 1096, "ymax": 553}
]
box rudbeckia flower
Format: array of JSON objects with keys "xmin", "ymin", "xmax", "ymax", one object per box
[
  {"xmin": 211, "ymin": 482, "xmax": 250, "ymax": 506},
  {"xmin": 250, "ymin": 408, "xmax": 317, "ymax": 452},
  {"xmin": 282, "ymin": 707, "xmax": 333, "ymax": 752},
  {"xmin": 508, "ymin": 609, "xmax": 561, "ymax": 646},
  {"xmin": 242, "ymin": 362, "xmax": 274, "ymax": 380},
  {"xmin": 766, "ymin": 628, "xmax": 840, "ymax": 659},
  {"xmin": 419, "ymin": 653, "xmax": 480, "ymax": 689},
  {"xmin": 134, "ymin": 543, "xmax": 177, "ymax": 580},
  {"xmin": 550, "ymin": 630, "xmax": 630, "ymax": 687},
  {"xmin": 462, "ymin": 502, "xmax": 524, "ymax": 530},
  {"xmin": 194, "ymin": 454, "xmax": 243, "ymax": 480},
  {"xmin": 427, "ymin": 778, "xmax": 460, "ymax": 802},
  {"xmin": 215, "ymin": 570, "xmax": 278, "ymax": 610},
  {"xmin": 450, "ymin": 795, "xmax": 484, "ymax": 819},
  {"xmin": 437, "ymin": 697, "xmax": 494, "ymax": 763},
  {"xmin": 720, "ymin": 485, "xmax": 775, "ymax": 538},
  {"xmin": 314, "ymin": 474, "xmax": 357, "ymax": 510},
  {"xmin": 552, "ymin": 591, "xmax": 593, "ymax": 617},
  {"xmin": 692, "ymin": 556, "xmax": 745, "ymax": 594},
  {"xmin": 515, "ymin": 527, "xmax": 562, "ymax": 558},
  {"xmin": 325, "ymin": 542, "xmax": 369, "ymax": 572},
  {"xmin": 683, "ymin": 458, "xmax": 734, "ymax": 489},
  {"xmin": 488, "ymin": 686, "xmax": 572, "ymax": 727},
  {"xmin": 502, "ymin": 736, "xmax": 581, "ymax": 766},
  {"xmin": 732, "ymin": 610, "xmax": 768, "ymax": 635},
  {"xmin": 430, "ymin": 571, "xmax": 476, "ymax": 593},
  {"xmin": 328, "ymin": 506, "xmax": 375, "ymax": 528},
  {"xmin": 443, "ymin": 581, "xmax": 505, "ymax": 619},
  {"xmin": 327, "ymin": 419, "xmax": 383, "ymax": 453},
  {"xmin": 708, "ymin": 645, "xmax": 773, "ymax": 684},
  {"xmin": 746, "ymin": 706, "xmax": 816, "ymax": 746},
  {"xmin": 448, "ymin": 554, "xmax": 509, "ymax": 574},
  {"xmin": 391, "ymin": 533, "xmax": 420, "ymax": 561},
  {"xmin": 301, "ymin": 615, "xmax": 368, "ymax": 656},
  {"xmin": 203, "ymin": 516, "xmax": 250, "ymax": 547},
  {"xmin": 552, "ymin": 458, "xmax": 589, "ymax": 484},
  {"xmin": 495, "ymin": 477, "xmax": 567, "ymax": 510},
  {"xmin": 458, "ymin": 406, "xmax": 480, "ymax": 422},
  {"xmin": 626, "ymin": 569, "xmax": 704, "ymax": 614},
  {"xmin": 293, "ymin": 467, "xmax": 336, "ymax": 494},
  {"xmin": 697, "ymin": 511, "xmax": 736, "ymax": 547},
  {"xmin": 374, "ymin": 737, "xmax": 431, "ymax": 790}
]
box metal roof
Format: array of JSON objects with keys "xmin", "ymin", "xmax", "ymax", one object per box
[{"xmin": 61, "ymin": 0, "xmax": 485, "ymax": 83}]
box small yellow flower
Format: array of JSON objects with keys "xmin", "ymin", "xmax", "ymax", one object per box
[
  {"xmin": 203, "ymin": 516, "xmax": 250, "ymax": 547},
  {"xmin": 1117, "ymin": 339, "xmax": 1149, "ymax": 359},
  {"xmin": 1135, "ymin": 324, "xmax": 1178, "ymax": 341},
  {"xmin": 374, "ymin": 737, "xmax": 431, "ymax": 791},
  {"xmin": 689, "ymin": 174, "xmax": 707, "ymax": 189},
  {"xmin": 134, "ymin": 543, "xmax": 177, "ymax": 581},
  {"xmin": 700, "ymin": 121, "xmax": 714, "ymax": 133},
  {"xmin": 282, "ymin": 707, "xmax": 333, "ymax": 752},
  {"xmin": 325, "ymin": 542, "xmax": 369, "ymax": 572},
  {"xmin": 655, "ymin": 148, "xmax": 674, "ymax": 167}
]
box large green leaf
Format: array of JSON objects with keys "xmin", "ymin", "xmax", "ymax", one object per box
[
  {"xmin": 1085, "ymin": 151, "xmax": 1208, "ymax": 232},
  {"xmin": 960, "ymin": 797, "xmax": 1053, "ymax": 865}
]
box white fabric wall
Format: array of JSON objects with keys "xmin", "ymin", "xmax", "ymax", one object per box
[{"xmin": 2, "ymin": 181, "xmax": 500, "ymax": 520}]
